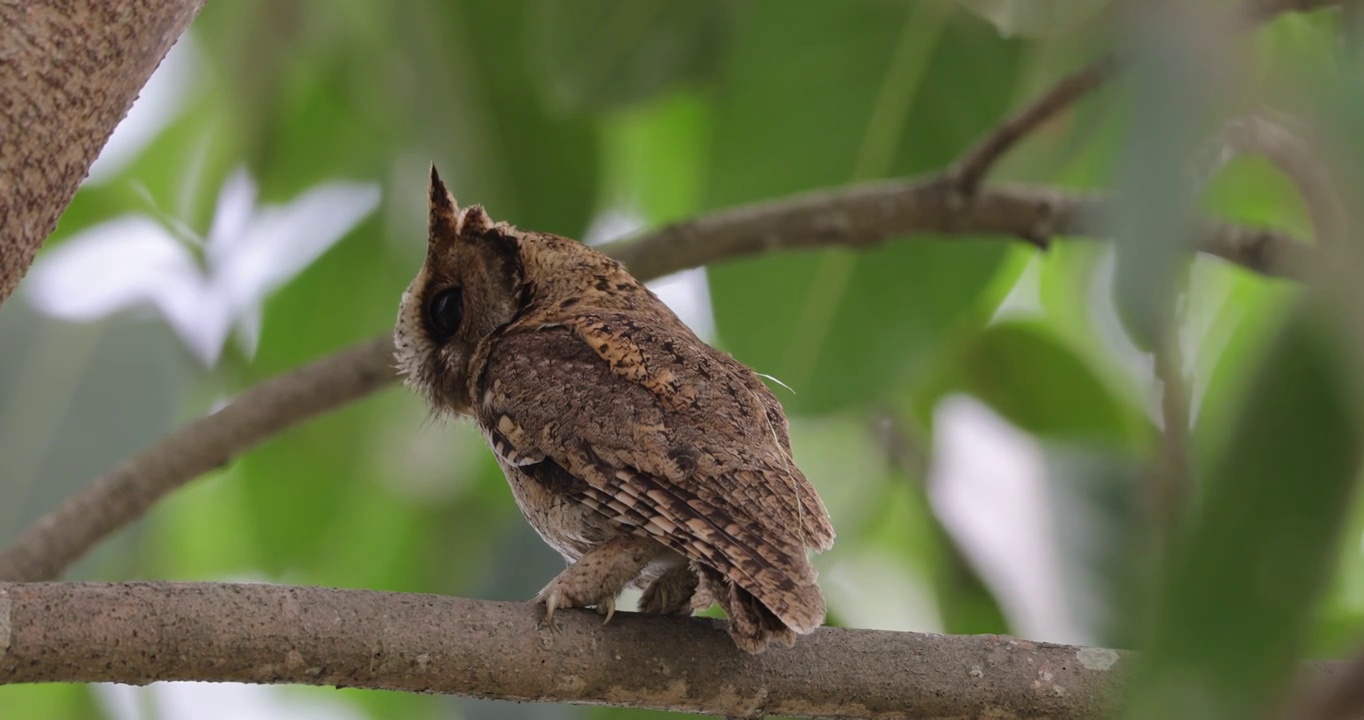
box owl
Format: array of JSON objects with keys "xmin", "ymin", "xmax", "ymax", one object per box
[{"xmin": 394, "ymin": 166, "xmax": 835, "ymax": 653}]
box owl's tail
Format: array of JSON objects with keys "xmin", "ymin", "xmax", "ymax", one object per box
[{"xmin": 701, "ymin": 566, "xmax": 823, "ymax": 654}]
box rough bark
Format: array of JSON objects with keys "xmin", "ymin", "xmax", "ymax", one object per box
[
  {"xmin": 0, "ymin": 581, "xmax": 1134, "ymax": 719},
  {"xmin": 0, "ymin": 0, "xmax": 206, "ymax": 306}
]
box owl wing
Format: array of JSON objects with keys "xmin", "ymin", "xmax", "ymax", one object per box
[{"xmin": 478, "ymin": 316, "xmax": 832, "ymax": 633}]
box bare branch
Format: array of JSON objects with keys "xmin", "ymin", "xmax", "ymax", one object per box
[
  {"xmin": 0, "ymin": 177, "xmax": 1314, "ymax": 583},
  {"xmin": 1291, "ymin": 646, "xmax": 1364, "ymax": 720},
  {"xmin": 0, "ymin": 338, "xmax": 396, "ymax": 582},
  {"xmin": 611, "ymin": 178, "xmax": 1313, "ymax": 282},
  {"xmin": 1151, "ymin": 331, "xmax": 1192, "ymax": 545},
  {"xmin": 0, "ymin": 0, "xmax": 206, "ymax": 307},
  {"xmin": 0, "ymin": 581, "xmax": 1132, "ymax": 718}
]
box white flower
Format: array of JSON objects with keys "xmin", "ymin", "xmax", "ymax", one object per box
[
  {"xmin": 26, "ymin": 168, "xmax": 381, "ymax": 365},
  {"xmin": 928, "ymin": 396, "xmax": 1087, "ymax": 644}
]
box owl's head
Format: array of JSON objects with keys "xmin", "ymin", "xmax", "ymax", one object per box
[{"xmin": 394, "ymin": 165, "xmax": 527, "ymax": 415}]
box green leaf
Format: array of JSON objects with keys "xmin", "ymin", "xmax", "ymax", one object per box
[
  {"xmin": 1129, "ymin": 298, "xmax": 1362, "ymax": 720},
  {"xmin": 937, "ymin": 319, "xmax": 1147, "ymax": 444},
  {"xmin": 0, "ymin": 685, "xmax": 99, "ymax": 720},
  {"xmin": 529, "ymin": 0, "xmax": 725, "ymax": 115},
  {"xmin": 601, "ymin": 90, "xmax": 712, "ymax": 225},
  {"xmin": 388, "ymin": 0, "xmax": 603, "ymax": 237},
  {"xmin": 1109, "ymin": 15, "xmax": 1211, "ymax": 352},
  {"xmin": 705, "ymin": 2, "xmax": 1025, "ymax": 414}
]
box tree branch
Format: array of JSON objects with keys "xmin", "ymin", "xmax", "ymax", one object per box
[
  {"xmin": 947, "ymin": 58, "xmax": 1116, "ymax": 196},
  {"xmin": 610, "ymin": 178, "xmax": 1312, "ymax": 282},
  {"xmin": 0, "ymin": 338, "xmax": 396, "ymax": 582},
  {"xmin": 1293, "ymin": 645, "xmax": 1364, "ymax": 720},
  {"xmin": 0, "ymin": 0, "xmax": 206, "ymax": 307},
  {"xmin": 0, "ymin": 177, "xmax": 1314, "ymax": 583},
  {"xmin": 3, "ymin": 582, "xmax": 1354, "ymax": 719},
  {"xmin": 0, "ymin": 581, "xmax": 1134, "ymax": 719}
]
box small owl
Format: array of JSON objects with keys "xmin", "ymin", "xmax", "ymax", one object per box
[{"xmin": 394, "ymin": 166, "xmax": 835, "ymax": 653}]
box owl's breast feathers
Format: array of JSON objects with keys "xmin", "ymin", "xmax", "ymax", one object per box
[{"xmin": 474, "ymin": 307, "xmax": 834, "ymax": 634}]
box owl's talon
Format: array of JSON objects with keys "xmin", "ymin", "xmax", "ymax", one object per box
[
  {"xmin": 535, "ymin": 585, "xmax": 566, "ymax": 633},
  {"xmin": 597, "ymin": 596, "xmax": 616, "ymax": 624}
]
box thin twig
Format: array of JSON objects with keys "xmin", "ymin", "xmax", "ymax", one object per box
[
  {"xmin": 948, "ymin": 57, "xmax": 1116, "ymax": 196},
  {"xmin": 946, "ymin": 0, "xmax": 1346, "ymax": 196},
  {"xmin": 0, "ymin": 178, "xmax": 1315, "ymax": 582},
  {"xmin": 1151, "ymin": 331, "xmax": 1192, "ymax": 543}
]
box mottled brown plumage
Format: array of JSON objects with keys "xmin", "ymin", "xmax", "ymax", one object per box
[{"xmin": 394, "ymin": 166, "xmax": 835, "ymax": 653}]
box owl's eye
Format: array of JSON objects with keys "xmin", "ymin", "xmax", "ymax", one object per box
[{"xmin": 426, "ymin": 286, "xmax": 464, "ymax": 341}]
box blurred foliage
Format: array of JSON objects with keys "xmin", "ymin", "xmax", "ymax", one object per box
[{"xmin": 2, "ymin": 1, "xmax": 1364, "ymax": 719}]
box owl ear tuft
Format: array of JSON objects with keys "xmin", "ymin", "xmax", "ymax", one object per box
[
  {"xmin": 460, "ymin": 205, "xmax": 493, "ymax": 235},
  {"xmin": 429, "ymin": 163, "xmax": 461, "ymax": 240}
]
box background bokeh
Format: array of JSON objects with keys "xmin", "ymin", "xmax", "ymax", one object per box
[{"xmin": 1, "ymin": 1, "xmax": 1357, "ymax": 718}]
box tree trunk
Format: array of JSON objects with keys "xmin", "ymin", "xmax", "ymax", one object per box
[{"xmin": 0, "ymin": 0, "xmax": 206, "ymax": 306}]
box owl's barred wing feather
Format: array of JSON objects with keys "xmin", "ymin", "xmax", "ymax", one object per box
[
  {"xmin": 478, "ymin": 321, "xmax": 833, "ymax": 635},
  {"xmin": 569, "ymin": 310, "xmax": 834, "ymax": 553}
]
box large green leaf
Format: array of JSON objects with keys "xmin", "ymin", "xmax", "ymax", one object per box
[
  {"xmin": 1109, "ymin": 15, "xmax": 1210, "ymax": 353},
  {"xmin": 600, "ymin": 90, "xmax": 712, "ymax": 225},
  {"xmin": 705, "ymin": 2, "xmax": 1025, "ymax": 414},
  {"xmin": 1128, "ymin": 298, "xmax": 1362, "ymax": 720},
  {"xmin": 935, "ymin": 319, "xmax": 1148, "ymax": 444}
]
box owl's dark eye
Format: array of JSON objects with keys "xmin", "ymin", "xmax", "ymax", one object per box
[{"xmin": 426, "ymin": 286, "xmax": 464, "ymax": 342}]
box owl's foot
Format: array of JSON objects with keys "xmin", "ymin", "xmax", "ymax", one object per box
[
  {"xmin": 534, "ymin": 535, "xmax": 658, "ymax": 628},
  {"xmin": 639, "ymin": 563, "xmax": 699, "ymax": 615}
]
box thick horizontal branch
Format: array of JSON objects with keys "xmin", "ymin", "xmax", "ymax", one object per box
[
  {"xmin": 0, "ymin": 176, "xmax": 1314, "ymax": 583},
  {"xmin": 0, "ymin": 581, "xmax": 1136, "ymax": 718}
]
